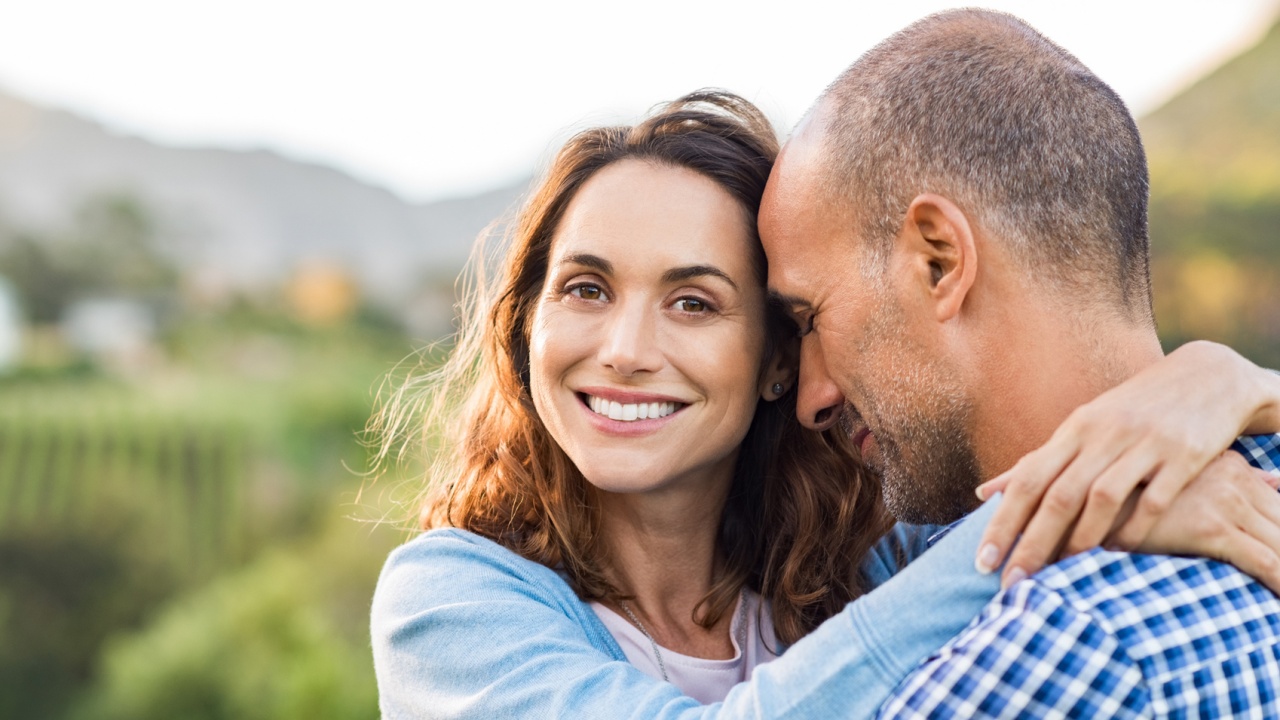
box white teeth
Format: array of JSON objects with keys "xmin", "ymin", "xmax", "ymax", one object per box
[{"xmin": 586, "ymin": 395, "xmax": 681, "ymax": 422}]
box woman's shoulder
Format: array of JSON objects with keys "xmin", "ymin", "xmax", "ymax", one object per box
[
  {"xmin": 387, "ymin": 525, "xmax": 524, "ymax": 565},
  {"xmin": 370, "ymin": 526, "xmax": 628, "ymax": 694},
  {"xmin": 375, "ymin": 527, "xmax": 576, "ymax": 609},
  {"xmin": 371, "ymin": 520, "xmax": 588, "ymax": 627}
]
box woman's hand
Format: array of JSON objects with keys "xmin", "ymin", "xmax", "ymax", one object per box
[
  {"xmin": 973, "ymin": 340, "xmax": 1280, "ymax": 588},
  {"xmin": 1124, "ymin": 452, "xmax": 1280, "ymax": 592}
]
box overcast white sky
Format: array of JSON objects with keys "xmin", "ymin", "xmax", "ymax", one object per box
[{"xmin": 0, "ymin": 1, "xmax": 1276, "ymax": 202}]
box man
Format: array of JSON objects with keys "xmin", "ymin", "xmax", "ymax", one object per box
[{"xmin": 759, "ymin": 9, "xmax": 1280, "ymax": 718}]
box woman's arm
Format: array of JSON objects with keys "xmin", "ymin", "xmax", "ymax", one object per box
[
  {"xmin": 372, "ymin": 515, "xmax": 1002, "ymax": 720},
  {"xmin": 975, "ymin": 341, "xmax": 1280, "ymax": 587}
]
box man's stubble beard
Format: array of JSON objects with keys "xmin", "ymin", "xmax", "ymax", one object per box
[{"xmin": 856, "ymin": 298, "xmax": 984, "ymax": 526}]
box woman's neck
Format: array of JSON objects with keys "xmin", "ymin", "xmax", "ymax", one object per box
[{"xmin": 595, "ymin": 468, "xmax": 738, "ymax": 658}]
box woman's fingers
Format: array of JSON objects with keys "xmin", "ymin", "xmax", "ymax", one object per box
[
  {"xmin": 974, "ymin": 442, "xmax": 1077, "ymax": 575},
  {"xmin": 1216, "ymin": 533, "xmax": 1280, "ymax": 596},
  {"xmin": 1062, "ymin": 448, "xmax": 1159, "ymax": 555},
  {"xmin": 1106, "ymin": 455, "xmax": 1205, "ymax": 551},
  {"xmin": 1261, "ymin": 467, "xmax": 1280, "ymax": 492},
  {"xmin": 994, "ymin": 446, "xmax": 1126, "ymax": 587},
  {"xmin": 1238, "ymin": 467, "xmax": 1280, "ymax": 550},
  {"xmin": 1132, "ymin": 452, "xmax": 1280, "ymax": 594}
]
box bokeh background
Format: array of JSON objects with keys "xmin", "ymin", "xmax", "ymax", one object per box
[{"xmin": 0, "ymin": 2, "xmax": 1277, "ymax": 718}]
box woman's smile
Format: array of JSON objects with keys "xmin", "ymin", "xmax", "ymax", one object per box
[
  {"xmin": 580, "ymin": 390, "xmax": 686, "ymax": 423},
  {"xmin": 578, "ymin": 395, "xmax": 688, "ymax": 437}
]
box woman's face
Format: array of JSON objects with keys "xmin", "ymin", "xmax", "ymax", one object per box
[{"xmin": 529, "ymin": 159, "xmax": 769, "ymax": 497}]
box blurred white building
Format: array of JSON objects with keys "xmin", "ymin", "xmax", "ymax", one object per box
[
  {"xmin": 0, "ymin": 276, "xmax": 21, "ymax": 371},
  {"xmin": 62, "ymin": 298, "xmax": 155, "ymax": 368}
]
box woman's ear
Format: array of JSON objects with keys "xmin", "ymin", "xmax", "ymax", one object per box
[{"xmin": 760, "ymin": 337, "xmax": 799, "ymax": 401}]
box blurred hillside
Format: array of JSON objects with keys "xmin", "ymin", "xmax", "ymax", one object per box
[
  {"xmin": 0, "ymin": 88, "xmax": 524, "ymax": 308},
  {"xmin": 1142, "ymin": 14, "xmax": 1280, "ymax": 366}
]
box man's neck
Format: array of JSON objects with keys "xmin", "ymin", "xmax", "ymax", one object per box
[{"xmin": 969, "ymin": 308, "xmax": 1165, "ymax": 481}]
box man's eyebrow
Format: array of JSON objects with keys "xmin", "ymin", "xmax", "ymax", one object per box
[
  {"xmin": 558, "ymin": 253, "xmax": 613, "ymax": 274},
  {"xmin": 662, "ymin": 265, "xmax": 739, "ymax": 291},
  {"xmin": 768, "ymin": 289, "xmax": 811, "ymax": 310}
]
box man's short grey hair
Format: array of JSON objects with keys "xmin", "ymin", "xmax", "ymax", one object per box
[{"xmin": 817, "ymin": 9, "xmax": 1152, "ymax": 320}]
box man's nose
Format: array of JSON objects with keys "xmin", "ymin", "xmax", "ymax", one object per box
[
  {"xmin": 796, "ymin": 336, "xmax": 845, "ymax": 431},
  {"xmin": 597, "ymin": 300, "xmax": 662, "ymax": 376}
]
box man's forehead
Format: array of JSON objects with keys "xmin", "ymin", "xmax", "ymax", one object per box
[
  {"xmin": 776, "ymin": 101, "xmax": 835, "ymax": 177},
  {"xmin": 762, "ymin": 138, "xmax": 842, "ymax": 286},
  {"xmin": 763, "ymin": 105, "xmax": 840, "ymax": 229},
  {"xmin": 761, "ymin": 146, "xmax": 824, "ymax": 245},
  {"xmin": 770, "ymin": 132, "xmax": 826, "ymax": 195}
]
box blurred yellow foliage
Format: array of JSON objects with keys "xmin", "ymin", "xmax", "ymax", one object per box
[
  {"xmin": 285, "ymin": 263, "xmax": 358, "ymax": 326},
  {"xmin": 1170, "ymin": 252, "xmax": 1246, "ymax": 338}
]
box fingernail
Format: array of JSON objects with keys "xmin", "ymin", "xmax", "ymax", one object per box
[
  {"xmin": 975, "ymin": 543, "xmax": 1000, "ymax": 574},
  {"xmin": 975, "ymin": 483, "xmax": 988, "ymax": 501},
  {"xmin": 1001, "ymin": 566, "xmax": 1027, "ymax": 589}
]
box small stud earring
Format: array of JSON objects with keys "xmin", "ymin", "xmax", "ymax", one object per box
[{"xmin": 772, "ymin": 383, "xmax": 785, "ymax": 397}]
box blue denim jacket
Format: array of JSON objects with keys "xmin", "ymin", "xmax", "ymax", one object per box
[{"xmin": 371, "ymin": 498, "xmax": 1004, "ymax": 719}]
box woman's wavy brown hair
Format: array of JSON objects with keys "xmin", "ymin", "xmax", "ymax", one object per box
[{"xmin": 371, "ymin": 90, "xmax": 893, "ymax": 645}]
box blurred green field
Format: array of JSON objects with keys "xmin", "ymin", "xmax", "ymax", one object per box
[{"xmin": 0, "ymin": 311, "xmax": 426, "ymax": 719}]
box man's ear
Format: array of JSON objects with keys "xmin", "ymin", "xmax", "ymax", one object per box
[
  {"xmin": 897, "ymin": 193, "xmax": 978, "ymax": 322},
  {"xmin": 760, "ymin": 336, "xmax": 799, "ymax": 401}
]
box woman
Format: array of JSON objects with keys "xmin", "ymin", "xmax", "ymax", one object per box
[{"xmin": 370, "ymin": 91, "xmax": 1280, "ymax": 718}]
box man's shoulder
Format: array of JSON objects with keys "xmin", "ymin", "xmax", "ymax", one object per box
[
  {"xmin": 1034, "ymin": 547, "xmax": 1273, "ymax": 613},
  {"xmin": 1026, "ymin": 431, "xmax": 1280, "ymax": 613},
  {"xmin": 1233, "ymin": 433, "xmax": 1280, "ymax": 474},
  {"xmin": 878, "ymin": 550, "xmax": 1280, "ymax": 718},
  {"xmin": 1021, "ymin": 547, "xmax": 1280, "ymax": 680}
]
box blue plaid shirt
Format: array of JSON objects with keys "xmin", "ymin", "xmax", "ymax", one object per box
[{"xmin": 878, "ymin": 433, "xmax": 1280, "ymax": 719}]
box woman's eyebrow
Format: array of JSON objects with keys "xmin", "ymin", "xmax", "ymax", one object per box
[
  {"xmin": 662, "ymin": 265, "xmax": 739, "ymax": 291},
  {"xmin": 558, "ymin": 253, "xmax": 613, "ymax": 274}
]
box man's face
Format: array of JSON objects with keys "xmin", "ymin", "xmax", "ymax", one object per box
[{"xmin": 759, "ymin": 128, "xmax": 981, "ymax": 525}]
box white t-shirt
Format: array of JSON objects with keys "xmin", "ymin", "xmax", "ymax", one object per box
[{"xmin": 589, "ymin": 590, "xmax": 781, "ymax": 704}]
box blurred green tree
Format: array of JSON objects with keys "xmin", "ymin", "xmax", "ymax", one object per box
[
  {"xmin": 1142, "ymin": 16, "xmax": 1280, "ymax": 367},
  {"xmin": 0, "ymin": 513, "xmax": 178, "ymax": 719},
  {"xmin": 0, "ymin": 193, "xmax": 177, "ymax": 324},
  {"xmin": 75, "ymin": 513, "xmax": 395, "ymax": 720}
]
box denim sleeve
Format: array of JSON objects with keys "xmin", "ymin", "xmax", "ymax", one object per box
[
  {"xmin": 858, "ymin": 522, "xmax": 941, "ymax": 587},
  {"xmin": 372, "ymin": 499, "xmax": 1004, "ymax": 719}
]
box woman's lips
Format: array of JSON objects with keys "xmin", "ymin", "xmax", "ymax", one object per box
[{"xmin": 575, "ymin": 388, "xmax": 689, "ymax": 433}]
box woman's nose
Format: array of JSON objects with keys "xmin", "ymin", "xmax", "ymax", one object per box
[{"xmin": 597, "ymin": 300, "xmax": 662, "ymax": 376}]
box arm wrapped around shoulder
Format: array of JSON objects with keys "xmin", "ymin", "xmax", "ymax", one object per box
[{"xmin": 370, "ymin": 517, "xmax": 1004, "ymax": 720}]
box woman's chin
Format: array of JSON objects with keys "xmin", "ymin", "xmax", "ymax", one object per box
[{"xmin": 579, "ymin": 467, "xmax": 672, "ymax": 496}]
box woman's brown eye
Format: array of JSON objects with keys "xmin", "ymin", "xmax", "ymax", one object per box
[
  {"xmin": 676, "ymin": 298, "xmax": 707, "ymax": 313},
  {"xmin": 572, "ymin": 285, "xmax": 603, "ymax": 300}
]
